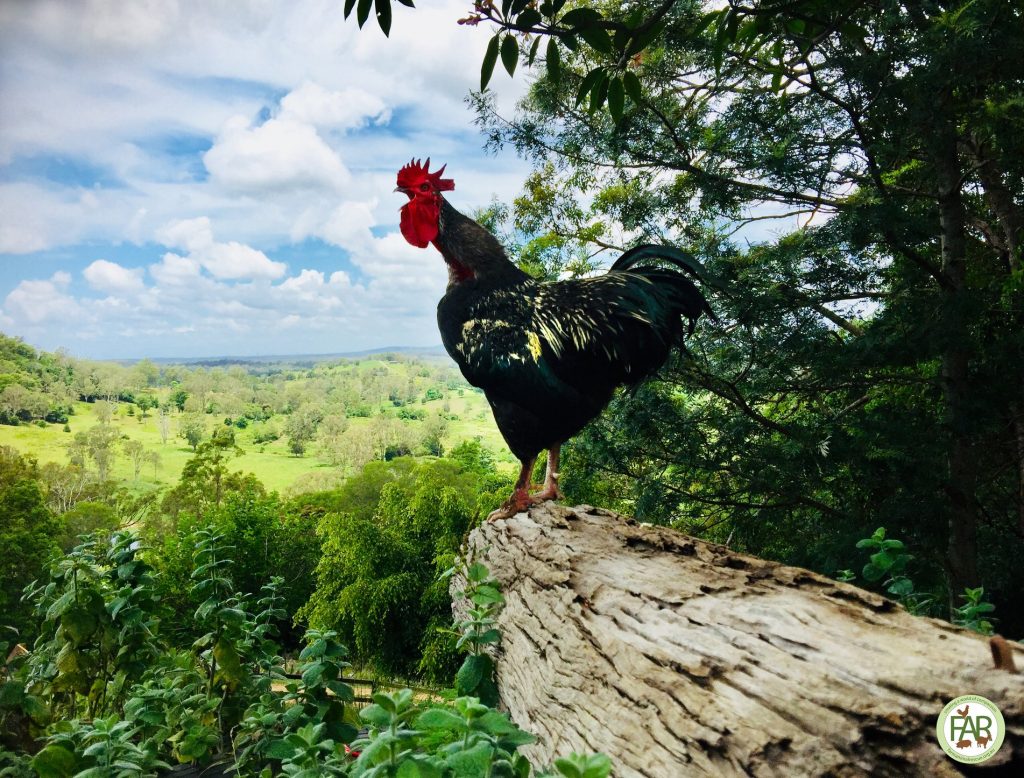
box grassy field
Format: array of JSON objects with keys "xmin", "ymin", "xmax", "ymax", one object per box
[{"xmin": 0, "ymin": 388, "xmax": 512, "ymax": 497}]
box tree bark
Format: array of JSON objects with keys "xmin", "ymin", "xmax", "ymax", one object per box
[
  {"xmin": 456, "ymin": 504, "xmax": 1024, "ymax": 776},
  {"xmin": 934, "ymin": 122, "xmax": 981, "ymax": 598}
]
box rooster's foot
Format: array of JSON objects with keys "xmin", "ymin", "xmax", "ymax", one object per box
[
  {"xmin": 486, "ymin": 487, "xmax": 533, "ymax": 522},
  {"xmin": 529, "ymin": 486, "xmax": 563, "ymax": 504}
]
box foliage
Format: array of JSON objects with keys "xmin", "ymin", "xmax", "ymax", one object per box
[
  {"xmin": 952, "ymin": 587, "xmax": 997, "ymax": 636},
  {"xmin": 445, "ymin": 556, "xmax": 504, "ymax": 708},
  {"xmin": 0, "ymin": 448, "xmax": 61, "ymax": 639},
  {"xmin": 299, "ymin": 457, "xmax": 486, "ymax": 681},
  {"xmin": 2, "ymin": 526, "xmax": 610, "ymax": 778},
  {"xmin": 430, "ymin": 0, "xmax": 1024, "ymax": 635}
]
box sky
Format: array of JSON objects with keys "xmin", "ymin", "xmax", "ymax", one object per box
[{"xmin": 0, "ymin": 0, "xmax": 532, "ymax": 360}]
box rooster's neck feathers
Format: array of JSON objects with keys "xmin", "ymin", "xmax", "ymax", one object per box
[{"xmin": 434, "ymin": 199, "xmax": 531, "ymax": 289}]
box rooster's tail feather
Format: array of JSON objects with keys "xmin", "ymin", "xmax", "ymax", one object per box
[{"xmin": 611, "ymin": 244, "xmax": 718, "ymax": 332}]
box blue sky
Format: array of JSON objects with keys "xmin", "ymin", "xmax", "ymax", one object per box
[{"xmin": 0, "ymin": 0, "xmax": 531, "ymax": 359}]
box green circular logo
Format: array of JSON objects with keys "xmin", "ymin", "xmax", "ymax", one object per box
[{"xmin": 936, "ymin": 695, "xmax": 1005, "ymax": 764}]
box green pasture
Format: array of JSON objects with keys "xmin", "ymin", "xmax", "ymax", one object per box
[{"xmin": 0, "ymin": 388, "xmax": 510, "ymax": 496}]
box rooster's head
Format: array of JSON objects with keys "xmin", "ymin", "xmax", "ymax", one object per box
[{"xmin": 396, "ymin": 158, "xmax": 454, "ymax": 249}]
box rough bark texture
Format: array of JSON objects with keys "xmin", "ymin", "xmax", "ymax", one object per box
[{"xmin": 456, "ymin": 503, "xmax": 1024, "ymax": 776}]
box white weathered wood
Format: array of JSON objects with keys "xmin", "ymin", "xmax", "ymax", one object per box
[{"xmin": 457, "ymin": 503, "xmax": 1024, "ymax": 776}]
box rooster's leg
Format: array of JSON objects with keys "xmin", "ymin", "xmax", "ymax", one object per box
[
  {"xmin": 487, "ymin": 455, "xmax": 537, "ymax": 522},
  {"xmin": 531, "ymin": 444, "xmax": 563, "ymax": 503}
]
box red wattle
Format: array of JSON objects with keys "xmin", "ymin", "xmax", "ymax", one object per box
[{"xmin": 400, "ymin": 198, "xmax": 439, "ymax": 249}]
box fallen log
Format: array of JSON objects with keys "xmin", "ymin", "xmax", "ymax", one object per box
[{"xmin": 455, "ymin": 503, "xmax": 1023, "ymax": 776}]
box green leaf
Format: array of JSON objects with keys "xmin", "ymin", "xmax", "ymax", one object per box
[
  {"xmin": 623, "ymin": 71, "xmax": 642, "ymax": 103},
  {"xmin": 589, "ymin": 72, "xmax": 609, "ymax": 113},
  {"xmin": 518, "ymin": 9, "xmax": 542, "ymax": 29},
  {"xmin": 357, "ymin": 0, "xmax": 374, "ymax": 29},
  {"xmin": 579, "ymin": 26, "xmax": 612, "ymax": 55},
  {"xmin": 344, "ymin": 0, "xmax": 357, "ymax": 19},
  {"xmin": 481, "ymin": 35, "xmax": 501, "ymax": 90},
  {"xmin": 862, "ymin": 562, "xmax": 884, "ymax": 582},
  {"xmin": 445, "ymin": 742, "xmax": 494, "ymax": 775},
  {"xmin": 375, "ymin": 0, "xmax": 392, "ymax": 36},
  {"xmin": 456, "ymin": 654, "xmax": 491, "ymax": 695},
  {"xmin": 265, "ymin": 739, "xmax": 297, "ymax": 759},
  {"xmin": 477, "ymin": 628, "xmax": 501, "ymax": 645},
  {"xmin": 213, "ymin": 635, "xmax": 245, "ymax": 687},
  {"xmin": 360, "ymin": 704, "xmax": 392, "ymax": 728},
  {"xmin": 527, "ymin": 35, "xmax": 541, "ymax": 66},
  {"xmin": 560, "ymin": 8, "xmax": 600, "ymax": 27},
  {"xmin": 31, "ymin": 745, "xmax": 76, "ymax": 778},
  {"xmin": 416, "ymin": 708, "xmax": 467, "ymax": 731},
  {"xmin": 546, "ymin": 38, "xmax": 561, "ymax": 83},
  {"xmin": 501, "ymin": 35, "xmax": 519, "ymax": 77},
  {"xmin": 607, "ymin": 76, "xmax": 624, "ymax": 123},
  {"xmin": 466, "ymin": 562, "xmax": 490, "ymax": 582},
  {"xmin": 575, "ymin": 68, "xmax": 604, "ymax": 106}
]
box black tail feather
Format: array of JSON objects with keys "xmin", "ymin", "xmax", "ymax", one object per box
[{"xmin": 611, "ymin": 244, "xmax": 718, "ymax": 329}]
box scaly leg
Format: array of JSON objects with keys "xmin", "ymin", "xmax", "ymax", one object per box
[
  {"xmin": 487, "ymin": 455, "xmax": 537, "ymax": 522},
  {"xmin": 531, "ymin": 444, "xmax": 563, "ymax": 503}
]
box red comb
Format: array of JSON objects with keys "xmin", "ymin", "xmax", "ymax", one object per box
[{"xmin": 396, "ymin": 157, "xmax": 455, "ymax": 191}]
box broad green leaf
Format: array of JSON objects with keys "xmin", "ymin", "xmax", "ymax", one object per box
[
  {"xmin": 501, "ymin": 35, "xmax": 519, "ymax": 77},
  {"xmin": 416, "ymin": 707, "xmax": 468, "ymax": 731},
  {"xmin": 481, "ymin": 35, "xmax": 501, "ymax": 90},
  {"xmin": 579, "ymin": 26, "xmax": 612, "ymax": 55},
  {"xmin": 575, "ymin": 68, "xmax": 604, "ymax": 107},
  {"xmin": 466, "ymin": 562, "xmax": 490, "ymax": 582},
  {"xmin": 31, "ymin": 745, "xmax": 76, "ymax": 778},
  {"xmin": 456, "ymin": 654, "xmax": 490, "ymax": 694},
  {"xmin": 589, "ymin": 71, "xmax": 609, "ymax": 113},
  {"xmin": 360, "ymin": 704, "xmax": 392, "ymax": 728},
  {"xmin": 623, "ymin": 71, "xmax": 642, "ymax": 104},
  {"xmin": 546, "ymin": 38, "xmax": 561, "ymax": 83},
  {"xmin": 375, "ymin": 0, "xmax": 392, "ymax": 36},
  {"xmin": 518, "ymin": 9, "xmax": 542, "ymax": 29},
  {"xmin": 528, "ymin": 35, "xmax": 541, "ymax": 66},
  {"xmin": 560, "ymin": 8, "xmax": 601, "ymax": 28},
  {"xmin": 607, "ymin": 76, "xmax": 624, "ymax": 123},
  {"xmin": 357, "ymin": 0, "xmax": 373, "ymax": 29}
]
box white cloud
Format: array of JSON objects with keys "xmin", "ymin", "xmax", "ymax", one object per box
[
  {"xmin": 155, "ymin": 217, "xmax": 287, "ymax": 280},
  {"xmin": 83, "ymin": 259, "xmax": 145, "ymax": 295},
  {"xmin": 203, "ymin": 114, "xmax": 352, "ymax": 194},
  {"xmin": 4, "ymin": 273, "xmax": 85, "ymax": 324},
  {"xmin": 0, "ymin": 0, "xmax": 535, "ymax": 357},
  {"xmin": 280, "ymin": 81, "xmax": 390, "ymax": 130}
]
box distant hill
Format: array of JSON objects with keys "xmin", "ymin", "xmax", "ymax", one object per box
[{"xmin": 121, "ymin": 345, "xmax": 453, "ymax": 368}]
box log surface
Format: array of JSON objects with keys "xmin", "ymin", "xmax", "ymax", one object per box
[{"xmin": 457, "ymin": 503, "xmax": 1024, "ymax": 776}]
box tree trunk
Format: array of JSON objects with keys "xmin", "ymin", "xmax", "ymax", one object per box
[
  {"xmin": 934, "ymin": 123, "xmax": 981, "ymax": 599},
  {"xmin": 456, "ymin": 504, "xmax": 1024, "ymax": 776}
]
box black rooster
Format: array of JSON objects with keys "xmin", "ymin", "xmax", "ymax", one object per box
[{"xmin": 396, "ymin": 159, "xmax": 714, "ymax": 520}]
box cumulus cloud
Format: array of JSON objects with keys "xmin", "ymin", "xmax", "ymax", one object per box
[
  {"xmin": 203, "ymin": 114, "xmax": 351, "ymax": 194},
  {"xmin": 83, "ymin": 259, "xmax": 145, "ymax": 295},
  {"xmin": 3, "ymin": 272, "xmax": 85, "ymax": 324},
  {"xmin": 0, "ymin": 1, "xmax": 534, "ymax": 356},
  {"xmin": 280, "ymin": 81, "xmax": 390, "ymax": 130},
  {"xmin": 155, "ymin": 217, "xmax": 287, "ymax": 280}
]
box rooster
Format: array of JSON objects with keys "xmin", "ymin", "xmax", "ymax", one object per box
[{"xmin": 396, "ymin": 159, "xmax": 715, "ymax": 520}]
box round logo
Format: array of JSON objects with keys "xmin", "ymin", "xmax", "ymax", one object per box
[{"xmin": 936, "ymin": 695, "xmax": 1005, "ymax": 764}]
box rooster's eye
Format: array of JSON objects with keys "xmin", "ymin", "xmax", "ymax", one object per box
[{"xmin": 419, "ymin": 183, "xmax": 430, "ymax": 192}]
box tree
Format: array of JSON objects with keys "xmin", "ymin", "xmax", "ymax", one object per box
[
  {"xmin": 284, "ymin": 407, "xmax": 321, "ymax": 457},
  {"xmin": 71, "ymin": 424, "xmax": 120, "ymax": 482},
  {"xmin": 391, "ymin": 0, "xmax": 1024, "ymax": 630},
  {"xmin": 122, "ymin": 439, "xmax": 147, "ymax": 481},
  {"xmin": 0, "ymin": 447, "xmax": 60, "ymax": 637},
  {"xmin": 298, "ymin": 456, "xmax": 481, "ymax": 680},
  {"xmin": 178, "ymin": 413, "xmax": 206, "ymax": 451},
  {"xmin": 161, "ymin": 427, "xmax": 245, "ymax": 519},
  {"xmin": 157, "ymin": 404, "xmax": 172, "ymax": 444}
]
